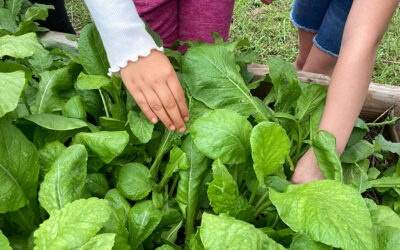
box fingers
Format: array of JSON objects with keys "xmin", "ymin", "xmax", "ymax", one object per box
[
  {"xmin": 145, "ymin": 89, "xmax": 176, "ymax": 131},
  {"xmin": 130, "ymin": 89, "xmax": 158, "ymax": 124},
  {"xmin": 154, "ymin": 84, "xmax": 186, "ymax": 133},
  {"xmin": 167, "ymin": 73, "xmax": 190, "ymax": 122}
]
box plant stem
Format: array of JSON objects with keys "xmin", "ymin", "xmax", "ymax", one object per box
[
  {"xmin": 249, "ymin": 180, "xmax": 259, "ymax": 205},
  {"xmin": 252, "ymin": 200, "xmax": 272, "ymax": 220},
  {"xmin": 150, "ymin": 129, "xmax": 173, "ymax": 177},
  {"xmin": 168, "ymin": 176, "xmax": 179, "ymax": 197},
  {"xmin": 22, "ymin": 91, "xmax": 31, "ymax": 115},
  {"xmin": 254, "ymin": 191, "xmax": 269, "ymax": 210},
  {"xmin": 286, "ymin": 155, "xmax": 295, "ymax": 171},
  {"xmin": 99, "ymin": 89, "xmax": 110, "ymax": 117},
  {"xmin": 295, "ymin": 122, "xmax": 303, "ymax": 162}
]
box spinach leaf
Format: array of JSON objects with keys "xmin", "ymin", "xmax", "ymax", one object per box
[{"xmin": 117, "ymin": 163, "xmax": 152, "ymax": 201}]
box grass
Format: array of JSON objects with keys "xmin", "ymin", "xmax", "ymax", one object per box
[{"xmin": 65, "ymin": 0, "xmax": 399, "ymax": 85}]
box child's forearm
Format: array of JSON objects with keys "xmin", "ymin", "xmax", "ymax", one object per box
[{"xmin": 317, "ymin": 0, "xmax": 399, "ymax": 154}]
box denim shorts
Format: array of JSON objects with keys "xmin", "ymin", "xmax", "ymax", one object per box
[{"xmin": 290, "ymin": 0, "xmax": 353, "ymax": 57}]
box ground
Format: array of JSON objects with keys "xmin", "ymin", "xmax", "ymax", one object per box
[{"xmin": 64, "ymin": 0, "xmax": 399, "ymax": 84}]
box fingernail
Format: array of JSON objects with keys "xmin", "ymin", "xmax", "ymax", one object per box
[
  {"xmin": 151, "ymin": 118, "xmax": 157, "ymax": 124},
  {"xmin": 179, "ymin": 127, "xmax": 186, "ymax": 133},
  {"xmin": 184, "ymin": 116, "xmax": 189, "ymax": 122},
  {"xmin": 169, "ymin": 125, "xmax": 176, "ymax": 131}
]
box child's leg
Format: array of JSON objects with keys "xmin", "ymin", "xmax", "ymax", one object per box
[
  {"xmin": 290, "ymin": 0, "xmax": 331, "ymax": 70},
  {"xmin": 178, "ymin": 0, "xmax": 235, "ymax": 43},
  {"xmin": 133, "ymin": 0, "xmax": 178, "ymax": 47},
  {"xmin": 302, "ymin": 0, "xmax": 353, "ymax": 76}
]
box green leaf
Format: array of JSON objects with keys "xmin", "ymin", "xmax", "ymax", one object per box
[
  {"xmin": 368, "ymin": 204, "xmax": 400, "ymax": 250},
  {"xmin": 374, "ymin": 134, "xmax": 400, "ymax": 155},
  {"xmin": 251, "ymin": 122, "xmax": 290, "ymax": 187},
  {"xmin": 38, "ymin": 144, "xmax": 88, "ymax": 215},
  {"xmin": 312, "ymin": 130, "xmax": 343, "ymax": 182},
  {"xmin": 0, "ymin": 33, "xmax": 47, "ymax": 59},
  {"xmin": 0, "ymin": 230, "xmax": 12, "ymax": 250},
  {"xmin": 73, "ymin": 131, "xmax": 129, "ymax": 163},
  {"xmin": 86, "ymin": 173, "xmax": 109, "ymax": 197},
  {"xmin": 105, "ymin": 188, "xmax": 131, "ymax": 220},
  {"xmin": 0, "ymin": 8, "xmax": 17, "ymax": 33},
  {"xmin": 117, "ymin": 163, "xmax": 152, "ymax": 201},
  {"xmin": 341, "ymin": 140, "xmax": 374, "ymax": 164},
  {"xmin": 370, "ymin": 177, "xmax": 400, "ymax": 188},
  {"xmin": 191, "ymin": 109, "xmax": 252, "ymax": 164},
  {"xmin": 24, "ymin": 114, "xmax": 88, "ymax": 130},
  {"xmin": 269, "ymin": 180, "xmax": 376, "ymax": 250},
  {"xmin": 78, "ymin": 24, "xmax": 110, "ymax": 76},
  {"xmin": 62, "ymin": 96, "xmax": 87, "ymax": 120},
  {"xmin": 6, "ymin": 0, "xmax": 22, "ymax": 17},
  {"xmin": 33, "ymin": 198, "xmax": 112, "ymax": 249},
  {"xmin": 76, "ymin": 72, "xmax": 111, "ymax": 90},
  {"xmin": 183, "ymin": 44, "xmax": 265, "ymax": 118},
  {"xmin": 32, "ymin": 65, "xmax": 79, "ymax": 114},
  {"xmin": 177, "ymin": 136, "xmax": 210, "ymax": 236},
  {"xmin": 0, "ymin": 119, "xmax": 39, "ymax": 213},
  {"xmin": 0, "ymin": 71, "xmax": 25, "ymax": 118},
  {"xmin": 289, "ymin": 232, "xmax": 330, "ymax": 250},
  {"xmin": 128, "ymin": 110, "xmax": 154, "ymax": 144},
  {"xmin": 207, "ymin": 160, "xmax": 241, "ymax": 216},
  {"xmin": 24, "ymin": 3, "xmax": 54, "ymax": 22},
  {"xmin": 267, "ymin": 57, "xmax": 297, "ymax": 85},
  {"xmin": 295, "ymin": 84, "xmax": 326, "ymax": 121},
  {"xmin": 77, "ymin": 233, "xmax": 115, "ymax": 250},
  {"xmin": 38, "ymin": 140, "xmax": 66, "ymax": 178},
  {"xmin": 200, "ymin": 213, "xmax": 285, "ymax": 250},
  {"xmin": 128, "ymin": 200, "xmax": 162, "ymax": 249},
  {"xmin": 343, "ymin": 159, "xmax": 371, "ymax": 193},
  {"xmin": 159, "ymin": 146, "xmax": 189, "ymax": 188},
  {"xmin": 28, "ymin": 54, "xmax": 53, "ymax": 73},
  {"xmin": 156, "ymin": 245, "xmax": 175, "ymax": 250}
]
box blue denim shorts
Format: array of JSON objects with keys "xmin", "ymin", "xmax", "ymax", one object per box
[{"xmin": 290, "ymin": 0, "xmax": 353, "ymax": 57}]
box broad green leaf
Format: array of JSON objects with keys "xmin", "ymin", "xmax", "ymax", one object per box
[
  {"xmin": 191, "ymin": 109, "xmax": 252, "ymax": 164},
  {"xmin": 207, "ymin": 160, "xmax": 239, "ymax": 216},
  {"xmin": 0, "ymin": 8, "xmax": 17, "ymax": 33},
  {"xmin": 377, "ymin": 226, "xmax": 400, "ymax": 250},
  {"xmin": 347, "ymin": 119, "xmax": 369, "ymax": 147},
  {"xmin": 312, "ymin": 130, "xmax": 343, "ymax": 182},
  {"xmin": 86, "ymin": 173, "xmax": 109, "ymax": 197},
  {"xmin": 38, "ymin": 141, "xmax": 66, "ymax": 178},
  {"xmin": 0, "ymin": 119, "xmax": 39, "ymax": 213},
  {"xmin": 200, "ymin": 213, "xmax": 285, "ymax": 250},
  {"xmin": 33, "ymin": 198, "xmax": 112, "ymax": 249},
  {"xmin": 76, "ymin": 72, "xmax": 111, "ymax": 90},
  {"xmin": 128, "ymin": 200, "xmax": 162, "ymax": 249},
  {"xmin": 374, "ymin": 134, "xmax": 400, "ymax": 155},
  {"xmin": 156, "ymin": 245, "xmax": 175, "ymax": 250},
  {"xmin": 0, "ymin": 230, "xmax": 12, "ymax": 250},
  {"xmin": 32, "ymin": 65, "xmax": 79, "ymax": 114},
  {"xmin": 117, "ymin": 163, "xmax": 152, "ymax": 201},
  {"xmin": 28, "ymin": 54, "xmax": 53, "ymax": 73},
  {"xmin": 295, "ymin": 84, "xmax": 326, "ymax": 121},
  {"xmin": 6, "ymin": 0, "xmax": 22, "ymax": 17},
  {"xmin": 267, "ymin": 57, "xmax": 297, "ymax": 85},
  {"xmin": 0, "ymin": 33, "xmax": 47, "ymax": 59},
  {"xmin": 183, "ymin": 44, "xmax": 265, "ymax": 118},
  {"xmin": 77, "ymin": 233, "xmax": 115, "ymax": 250},
  {"xmin": 0, "ymin": 71, "xmax": 25, "ymax": 118},
  {"xmin": 188, "ymin": 231, "xmax": 204, "ymax": 250},
  {"xmin": 159, "ymin": 146, "xmax": 189, "ymax": 187},
  {"xmin": 370, "ymin": 177, "xmax": 400, "ymax": 188},
  {"xmin": 78, "ymin": 24, "xmax": 110, "ymax": 76},
  {"xmin": 128, "ymin": 110, "xmax": 154, "ymax": 144},
  {"xmin": 24, "ymin": 3, "xmax": 54, "ymax": 22},
  {"xmin": 73, "ymin": 131, "xmax": 129, "ymax": 163},
  {"xmin": 105, "ymin": 188, "xmax": 131, "ymax": 220},
  {"xmin": 289, "ymin": 232, "xmax": 330, "ymax": 250},
  {"xmin": 269, "ymin": 180, "xmax": 376, "ymax": 250},
  {"xmin": 177, "ymin": 136, "xmax": 210, "ymax": 236},
  {"xmin": 39, "ymin": 144, "xmax": 88, "ymax": 214},
  {"xmin": 342, "ymin": 159, "xmax": 371, "ymax": 193},
  {"xmin": 161, "ymin": 220, "xmax": 183, "ymax": 243},
  {"xmin": 24, "ymin": 114, "xmax": 88, "ymax": 131},
  {"xmin": 341, "ymin": 140, "xmax": 374, "ymax": 164},
  {"xmin": 251, "ymin": 122, "xmax": 290, "ymax": 187},
  {"xmin": 368, "ymin": 204, "xmax": 400, "ymax": 250},
  {"xmin": 62, "ymin": 96, "xmax": 87, "ymax": 120}
]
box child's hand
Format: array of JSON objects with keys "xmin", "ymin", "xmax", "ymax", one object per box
[
  {"xmin": 121, "ymin": 50, "xmax": 189, "ymax": 133},
  {"xmin": 291, "ymin": 148, "xmax": 325, "ymax": 184},
  {"xmin": 261, "ymin": 0, "xmax": 276, "ymax": 5}
]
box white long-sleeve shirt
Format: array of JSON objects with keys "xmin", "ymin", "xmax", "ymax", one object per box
[{"xmin": 84, "ymin": 0, "xmax": 163, "ymax": 76}]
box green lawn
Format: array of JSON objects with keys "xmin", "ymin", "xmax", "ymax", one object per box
[{"xmin": 65, "ymin": 0, "xmax": 399, "ymax": 85}]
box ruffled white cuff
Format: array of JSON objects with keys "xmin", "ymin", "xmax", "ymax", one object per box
[{"xmin": 83, "ymin": 0, "xmax": 163, "ymax": 76}]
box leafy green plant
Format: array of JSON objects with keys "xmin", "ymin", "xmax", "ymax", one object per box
[{"xmin": 1, "ymin": 1, "xmax": 400, "ymax": 249}]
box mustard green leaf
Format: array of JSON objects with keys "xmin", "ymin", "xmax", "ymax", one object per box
[
  {"xmin": 117, "ymin": 163, "xmax": 152, "ymax": 201},
  {"xmin": 0, "ymin": 71, "xmax": 25, "ymax": 118}
]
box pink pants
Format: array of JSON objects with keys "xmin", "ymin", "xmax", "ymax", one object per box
[{"xmin": 133, "ymin": 0, "xmax": 235, "ymax": 47}]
